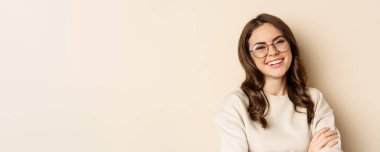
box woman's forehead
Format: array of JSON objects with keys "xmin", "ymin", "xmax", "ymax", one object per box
[{"xmin": 248, "ymin": 23, "xmax": 283, "ymax": 45}]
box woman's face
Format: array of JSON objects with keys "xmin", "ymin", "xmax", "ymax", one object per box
[{"xmin": 248, "ymin": 23, "xmax": 292, "ymax": 80}]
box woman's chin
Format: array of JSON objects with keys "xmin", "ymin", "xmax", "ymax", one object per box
[{"xmin": 264, "ymin": 72, "xmax": 287, "ymax": 80}]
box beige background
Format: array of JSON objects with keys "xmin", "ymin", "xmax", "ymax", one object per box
[{"xmin": 0, "ymin": 0, "xmax": 379, "ymax": 151}]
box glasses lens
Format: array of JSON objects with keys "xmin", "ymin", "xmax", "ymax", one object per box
[
  {"xmin": 252, "ymin": 44, "xmax": 267, "ymax": 58},
  {"xmin": 274, "ymin": 37, "xmax": 288, "ymax": 52}
]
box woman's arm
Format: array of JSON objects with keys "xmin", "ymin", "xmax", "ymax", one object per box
[
  {"xmin": 308, "ymin": 127, "xmax": 340, "ymax": 152},
  {"xmin": 308, "ymin": 88, "xmax": 343, "ymax": 152},
  {"xmin": 215, "ymin": 94, "xmax": 249, "ymax": 152}
]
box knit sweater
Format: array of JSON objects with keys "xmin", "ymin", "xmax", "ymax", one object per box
[{"xmin": 215, "ymin": 88, "xmax": 342, "ymax": 152}]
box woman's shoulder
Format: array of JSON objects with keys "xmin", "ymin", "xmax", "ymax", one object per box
[
  {"xmin": 306, "ymin": 87, "xmax": 326, "ymax": 104},
  {"xmin": 307, "ymin": 87, "xmax": 322, "ymax": 96},
  {"xmin": 219, "ymin": 88, "xmax": 250, "ymax": 109}
]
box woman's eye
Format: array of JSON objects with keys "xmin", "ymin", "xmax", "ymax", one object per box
[
  {"xmin": 275, "ymin": 40, "xmax": 284, "ymax": 44},
  {"xmin": 254, "ymin": 46, "xmax": 265, "ymax": 50}
]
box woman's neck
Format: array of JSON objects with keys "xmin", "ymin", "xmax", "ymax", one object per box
[{"xmin": 263, "ymin": 77, "xmax": 287, "ymax": 96}]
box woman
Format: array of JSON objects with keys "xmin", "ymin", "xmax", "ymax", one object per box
[{"xmin": 215, "ymin": 14, "xmax": 343, "ymax": 152}]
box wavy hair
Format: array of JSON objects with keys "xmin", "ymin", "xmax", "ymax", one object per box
[{"xmin": 238, "ymin": 13, "xmax": 315, "ymax": 128}]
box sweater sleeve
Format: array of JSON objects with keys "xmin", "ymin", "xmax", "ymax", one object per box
[
  {"xmin": 214, "ymin": 93, "xmax": 249, "ymax": 152},
  {"xmin": 310, "ymin": 88, "xmax": 343, "ymax": 152}
]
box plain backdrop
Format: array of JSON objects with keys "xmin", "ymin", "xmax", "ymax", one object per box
[{"xmin": 0, "ymin": 0, "xmax": 379, "ymax": 152}]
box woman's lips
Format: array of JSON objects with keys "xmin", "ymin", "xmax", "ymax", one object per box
[{"xmin": 266, "ymin": 58, "xmax": 284, "ymax": 68}]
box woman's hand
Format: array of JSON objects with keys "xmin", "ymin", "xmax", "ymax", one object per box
[{"xmin": 307, "ymin": 127, "xmax": 339, "ymax": 152}]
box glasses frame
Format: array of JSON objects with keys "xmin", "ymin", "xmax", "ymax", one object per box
[{"xmin": 249, "ymin": 36, "xmax": 290, "ymax": 58}]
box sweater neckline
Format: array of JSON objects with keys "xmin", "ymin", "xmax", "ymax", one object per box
[{"xmin": 265, "ymin": 93, "xmax": 289, "ymax": 100}]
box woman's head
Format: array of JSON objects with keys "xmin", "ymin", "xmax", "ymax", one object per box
[
  {"xmin": 248, "ymin": 23, "xmax": 293, "ymax": 81},
  {"xmin": 238, "ymin": 14, "xmax": 314, "ymax": 128},
  {"xmin": 238, "ymin": 13, "xmax": 301, "ymax": 86}
]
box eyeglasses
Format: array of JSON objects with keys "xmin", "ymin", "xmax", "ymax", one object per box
[{"xmin": 249, "ymin": 36, "xmax": 290, "ymax": 58}]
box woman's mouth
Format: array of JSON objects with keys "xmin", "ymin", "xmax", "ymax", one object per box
[{"xmin": 266, "ymin": 58, "xmax": 284, "ymax": 68}]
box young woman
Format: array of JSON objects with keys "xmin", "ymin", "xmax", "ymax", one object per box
[{"xmin": 215, "ymin": 14, "xmax": 343, "ymax": 152}]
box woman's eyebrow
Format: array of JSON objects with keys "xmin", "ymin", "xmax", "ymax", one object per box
[
  {"xmin": 253, "ymin": 42, "xmax": 266, "ymax": 45},
  {"xmin": 253, "ymin": 35, "xmax": 284, "ymax": 46},
  {"xmin": 272, "ymin": 35, "xmax": 284, "ymax": 41}
]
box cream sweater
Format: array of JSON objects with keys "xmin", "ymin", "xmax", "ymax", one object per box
[{"xmin": 215, "ymin": 88, "xmax": 342, "ymax": 152}]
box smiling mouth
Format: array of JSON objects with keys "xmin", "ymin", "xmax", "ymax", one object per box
[{"xmin": 266, "ymin": 58, "xmax": 284, "ymax": 66}]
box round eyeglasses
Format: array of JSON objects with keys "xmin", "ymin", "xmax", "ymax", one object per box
[{"xmin": 249, "ymin": 36, "xmax": 290, "ymax": 58}]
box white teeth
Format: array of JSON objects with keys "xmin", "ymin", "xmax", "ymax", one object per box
[{"xmin": 267, "ymin": 59, "xmax": 282, "ymax": 65}]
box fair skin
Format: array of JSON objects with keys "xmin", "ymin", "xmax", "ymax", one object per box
[
  {"xmin": 248, "ymin": 23, "xmax": 338, "ymax": 151},
  {"xmin": 248, "ymin": 23, "xmax": 292, "ymax": 96}
]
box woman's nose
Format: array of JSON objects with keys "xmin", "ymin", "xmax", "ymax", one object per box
[{"xmin": 267, "ymin": 45, "xmax": 279, "ymax": 56}]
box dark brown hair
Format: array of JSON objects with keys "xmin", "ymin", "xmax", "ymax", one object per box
[{"xmin": 238, "ymin": 13, "xmax": 315, "ymax": 128}]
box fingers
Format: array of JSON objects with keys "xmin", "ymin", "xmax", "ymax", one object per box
[
  {"xmin": 316, "ymin": 127, "xmax": 330, "ymax": 137},
  {"xmin": 308, "ymin": 127, "xmax": 340, "ymax": 152},
  {"xmin": 310, "ymin": 127, "xmax": 329, "ymax": 144},
  {"xmin": 325, "ymin": 139, "xmax": 339, "ymax": 148},
  {"xmin": 316, "ymin": 130, "xmax": 338, "ymax": 148}
]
